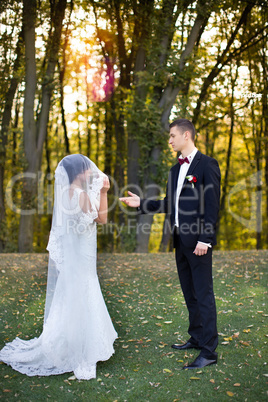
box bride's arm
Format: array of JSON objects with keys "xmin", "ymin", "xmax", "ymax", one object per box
[
  {"xmin": 94, "ymin": 176, "xmax": 110, "ymax": 224},
  {"xmin": 79, "ymin": 191, "xmax": 92, "ymax": 213}
]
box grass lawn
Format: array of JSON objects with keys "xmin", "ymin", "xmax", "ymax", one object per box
[{"xmin": 0, "ymin": 251, "xmax": 267, "ymax": 401}]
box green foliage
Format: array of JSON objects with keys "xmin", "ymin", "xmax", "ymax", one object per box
[
  {"xmin": 0, "ymin": 0, "xmax": 267, "ymax": 252},
  {"xmin": 126, "ymin": 91, "xmax": 173, "ymax": 189}
]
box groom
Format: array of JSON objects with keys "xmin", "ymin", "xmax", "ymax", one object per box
[{"xmin": 120, "ymin": 118, "xmax": 221, "ymax": 369}]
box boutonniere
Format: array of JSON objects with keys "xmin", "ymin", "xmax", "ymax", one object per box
[{"xmin": 186, "ymin": 175, "xmax": 197, "ymax": 188}]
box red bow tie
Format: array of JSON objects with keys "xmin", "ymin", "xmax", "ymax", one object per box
[{"xmin": 178, "ymin": 156, "xmax": 190, "ymax": 165}]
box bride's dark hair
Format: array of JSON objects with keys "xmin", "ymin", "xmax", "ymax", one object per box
[{"xmin": 62, "ymin": 154, "xmax": 91, "ymax": 184}]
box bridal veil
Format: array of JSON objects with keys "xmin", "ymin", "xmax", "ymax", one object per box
[{"xmin": 0, "ymin": 154, "xmax": 118, "ymax": 380}]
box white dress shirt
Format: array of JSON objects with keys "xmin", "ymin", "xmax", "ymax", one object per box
[{"xmin": 175, "ymin": 147, "xmax": 211, "ymax": 248}]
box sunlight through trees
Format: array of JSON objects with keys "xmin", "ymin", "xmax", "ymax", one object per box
[{"xmin": 0, "ymin": 0, "xmax": 267, "ymax": 252}]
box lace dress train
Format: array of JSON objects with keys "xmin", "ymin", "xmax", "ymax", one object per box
[{"xmin": 0, "ymin": 188, "xmax": 117, "ymax": 380}]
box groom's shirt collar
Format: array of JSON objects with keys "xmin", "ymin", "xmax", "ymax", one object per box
[{"xmin": 178, "ymin": 147, "xmax": 198, "ymax": 165}]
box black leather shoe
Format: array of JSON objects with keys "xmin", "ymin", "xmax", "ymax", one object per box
[
  {"xmin": 171, "ymin": 341, "xmax": 200, "ymax": 350},
  {"xmin": 182, "ymin": 355, "xmax": 217, "ymax": 369}
]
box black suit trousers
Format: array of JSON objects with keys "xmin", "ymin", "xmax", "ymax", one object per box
[{"xmin": 174, "ymin": 232, "xmax": 218, "ymax": 359}]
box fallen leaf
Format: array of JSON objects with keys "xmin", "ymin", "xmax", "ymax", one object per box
[
  {"xmin": 239, "ymin": 341, "xmax": 250, "ymax": 346},
  {"xmin": 233, "ymin": 383, "xmax": 240, "ymax": 387},
  {"xmin": 190, "ymin": 377, "xmax": 201, "ymax": 380},
  {"xmin": 227, "ymin": 391, "xmax": 234, "ymax": 396},
  {"xmin": 163, "ymin": 368, "xmax": 172, "ymax": 373}
]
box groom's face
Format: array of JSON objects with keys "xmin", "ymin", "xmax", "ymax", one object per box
[{"xmin": 169, "ymin": 126, "xmax": 187, "ymax": 153}]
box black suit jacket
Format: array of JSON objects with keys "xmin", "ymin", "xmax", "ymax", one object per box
[{"xmin": 140, "ymin": 151, "xmax": 221, "ymax": 248}]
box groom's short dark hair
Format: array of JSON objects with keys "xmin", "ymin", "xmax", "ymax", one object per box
[{"xmin": 169, "ymin": 119, "xmax": 195, "ymax": 142}]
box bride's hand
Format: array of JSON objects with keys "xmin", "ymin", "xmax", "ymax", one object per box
[
  {"xmin": 100, "ymin": 175, "xmax": 110, "ymax": 193},
  {"xmin": 119, "ymin": 191, "xmax": 140, "ymax": 208}
]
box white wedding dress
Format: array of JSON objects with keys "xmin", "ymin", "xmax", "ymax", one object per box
[{"xmin": 0, "ymin": 156, "xmax": 117, "ymax": 380}]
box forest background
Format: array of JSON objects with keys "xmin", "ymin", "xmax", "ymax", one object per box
[{"xmin": 0, "ymin": 0, "xmax": 267, "ymax": 254}]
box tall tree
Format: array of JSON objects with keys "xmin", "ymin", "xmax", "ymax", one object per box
[
  {"xmin": 0, "ymin": 28, "xmax": 24, "ymax": 251},
  {"xmin": 18, "ymin": 0, "xmax": 67, "ymax": 252},
  {"xmin": 130, "ymin": 0, "xmax": 215, "ymax": 252}
]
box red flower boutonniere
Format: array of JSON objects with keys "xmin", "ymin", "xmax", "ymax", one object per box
[{"xmin": 186, "ymin": 175, "xmax": 197, "ymax": 188}]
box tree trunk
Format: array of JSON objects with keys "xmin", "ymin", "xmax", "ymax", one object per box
[
  {"xmin": 159, "ymin": 213, "xmax": 172, "ymax": 252},
  {"xmin": 104, "ymin": 102, "xmax": 112, "ymax": 177},
  {"xmin": 19, "ymin": 0, "xmax": 67, "ymax": 252},
  {"xmin": 75, "ymin": 65, "xmax": 82, "ymax": 153},
  {"xmin": 59, "ymin": 60, "xmax": 70, "ymax": 154},
  {"xmin": 0, "ymin": 28, "xmax": 23, "ymax": 251},
  {"xmin": 86, "ymin": 83, "xmax": 91, "ymax": 159},
  {"xmin": 95, "ymin": 105, "xmax": 100, "ymax": 166},
  {"xmin": 12, "ymin": 97, "xmax": 20, "ymax": 171},
  {"xmin": 219, "ymin": 65, "xmax": 237, "ymax": 215},
  {"xmin": 111, "ymin": 95, "xmax": 125, "ymax": 226},
  {"xmin": 136, "ymin": 146, "xmax": 161, "ymax": 252},
  {"xmin": 18, "ymin": 0, "xmax": 37, "ymax": 252},
  {"xmin": 248, "ymin": 54, "xmax": 263, "ymax": 249},
  {"xmin": 58, "ymin": 1, "xmax": 73, "ymax": 155},
  {"xmin": 261, "ymin": 48, "xmax": 268, "ymax": 247},
  {"xmin": 135, "ymin": 0, "xmax": 211, "ymax": 252},
  {"xmin": 159, "ymin": 4, "xmax": 211, "ymax": 126},
  {"xmin": 251, "ymin": 116, "xmax": 262, "ymax": 251}
]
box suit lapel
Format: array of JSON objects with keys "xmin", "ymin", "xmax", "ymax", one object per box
[
  {"xmin": 173, "ymin": 163, "xmax": 180, "ymax": 192},
  {"xmin": 182, "ymin": 150, "xmax": 202, "ymax": 187},
  {"xmin": 172, "ymin": 151, "xmax": 202, "ymax": 192}
]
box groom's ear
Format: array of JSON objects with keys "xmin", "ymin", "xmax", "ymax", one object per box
[
  {"xmin": 184, "ymin": 131, "xmax": 190, "ymax": 140},
  {"xmin": 184, "ymin": 130, "xmax": 194, "ymax": 142}
]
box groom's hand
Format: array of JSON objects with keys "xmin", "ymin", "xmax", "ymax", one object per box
[
  {"xmin": 119, "ymin": 191, "xmax": 140, "ymax": 208},
  {"xmin": 193, "ymin": 242, "xmax": 208, "ymax": 256}
]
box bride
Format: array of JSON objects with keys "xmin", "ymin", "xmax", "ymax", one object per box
[{"xmin": 0, "ymin": 154, "xmax": 118, "ymax": 380}]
